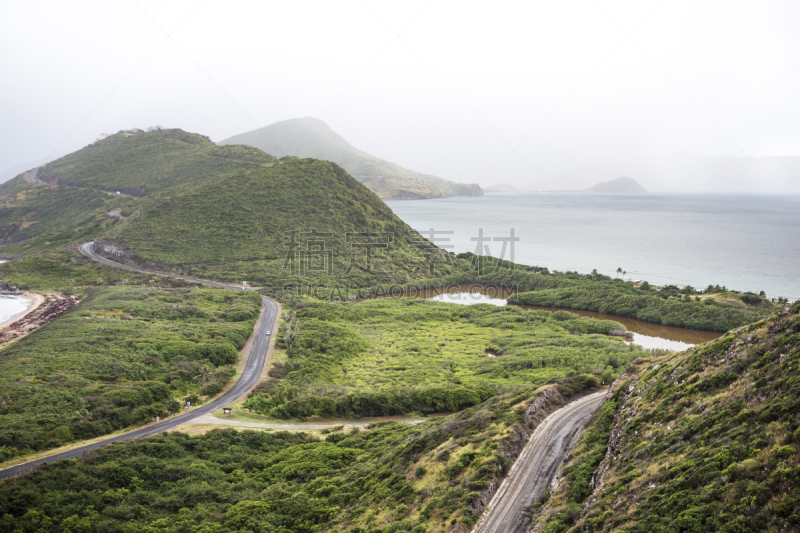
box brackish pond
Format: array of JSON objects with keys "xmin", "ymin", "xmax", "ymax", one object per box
[{"xmin": 358, "ymin": 284, "xmax": 723, "ymax": 351}]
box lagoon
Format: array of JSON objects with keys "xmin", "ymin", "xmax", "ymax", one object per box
[{"xmin": 360, "ymin": 284, "xmax": 723, "ymax": 351}]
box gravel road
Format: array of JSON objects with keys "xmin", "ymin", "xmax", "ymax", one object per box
[{"xmin": 474, "ymin": 391, "xmax": 606, "ymax": 533}]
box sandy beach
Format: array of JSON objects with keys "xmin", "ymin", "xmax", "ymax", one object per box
[
  {"xmin": 0, "ymin": 291, "xmax": 44, "ymax": 329},
  {"xmin": 0, "ymin": 292, "xmax": 80, "ymax": 346}
]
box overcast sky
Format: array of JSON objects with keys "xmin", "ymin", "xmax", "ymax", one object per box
[{"xmin": 1, "ymin": 0, "xmax": 799, "ymax": 190}]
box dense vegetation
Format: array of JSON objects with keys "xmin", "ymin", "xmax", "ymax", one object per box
[
  {"xmin": 0, "ymin": 184, "xmax": 115, "ymax": 248},
  {"xmin": 243, "ymin": 298, "xmax": 644, "ymax": 420},
  {"xmin": 0, "ymin": 377, "xmax": 600, "ymax": 532},
  {"xmin": 219, "ymin": 118, "xmax": 482, "ymax": 200},
  {"xmin": 0, "ymin": 287, "xmax": 259, "ymax": 461},
  {"xmin": 0, "ymin": 124, "xmax": 795, "ymax": 533},
  {"xmin": 496, "ymin": 265, "xmax": 775, "ymax": 332},
  {"xmin": 537, "ymin": 301, "xmax": 800, "ymax": 532}
]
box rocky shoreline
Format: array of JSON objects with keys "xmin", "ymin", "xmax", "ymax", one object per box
[{"xmin": 0, "ymin": 293, "xmax": 81, "ymax": 346}]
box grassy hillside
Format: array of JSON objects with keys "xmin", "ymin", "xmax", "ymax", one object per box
[
  {"xmin": 0, "ymin": 129, "xmax": 273, "ymax": 250},
  {"xmin": 34, "ymin": 128, "xmax": 273, "ymax": 196},
  {"xmin": 0, "ymin": 129, "xmax": 447, "ymax": 288},
  {"xmin": 0, "ymin": 286, "xmax": 260, "ymax": 461},
  {"xmin": 219, "ymin": 117, "xmax": 483, "ymax": 200},
  {"xmin": 242, "ymin": 298, "xmax": 646, "ymax": 420},
  {"xmin": 0, "ymin": 182, "xmax": 117, "ymax": 247},
  {"xmin": 106, "ymin": 156, "xmax": 444, "ymax": 287},
  {"xmin": 536, "ymin": 301, "xmax": 800, "ymax": 532},
  {"xmin": 0, "ymin": 376, "xmax": 600, "ymax": 532}
]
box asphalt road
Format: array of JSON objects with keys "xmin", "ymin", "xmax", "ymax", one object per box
[
  {"xmin": 0, "ymin": 243, "xmax": 278, "ymax": 481},
  {"xmin": 474, "ymin": 391, "xmax": 606, "ymax": 533},
  {"xmin": 26, "ymin": 167, "xmax": 42, "ymax": 184}
]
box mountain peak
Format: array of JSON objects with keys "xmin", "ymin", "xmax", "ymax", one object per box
[{"xmin": 219, "ymin": 118, "xmax": 482, "ymax": 200}]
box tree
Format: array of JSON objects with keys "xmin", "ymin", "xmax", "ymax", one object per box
[
  {"xmin": 73, "ymin": 408, "xmax": 92, "ymax": 423},
  {"xmin": 616, "ymin": 267, "xmax": 622, "ymax": 278},
  {"xmin": 622, "ymin": 270, "xmax": 627, "ymax": 280},
  {"xmin": 196, "ymin": 365, "xmax": 212, "ymax": 388}
]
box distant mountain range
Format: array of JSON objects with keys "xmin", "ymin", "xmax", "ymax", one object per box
[
  {"xmin": 218, "ymin": 118, "xmax": 482, "ymax": 200},
  {"xmin": 532, "ymin": 155, "xmax": 800, "ymax": 193},
  {"xmin": 483, "ymin": 183, "xmax": 531, "ymax": 194},
  {"xmin": 484, "ymin": 176, "xmax": 646, "ymax": 194}
]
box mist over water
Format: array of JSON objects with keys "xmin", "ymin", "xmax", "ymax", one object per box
[{"xmin": 387, "ymin": 193, "xmax": 800, "ymax": 301}]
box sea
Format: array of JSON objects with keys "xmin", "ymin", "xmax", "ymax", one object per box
[
  {"xmin": 0, "ymin": 260, "xmax": 28, "ymax": 325},
  {"xmin": 0, "ymin": 295, "xmax": 28, "ymax": 326},
  {"xmin": 386, "ymin": 193, "xmax": 800, "ymax": 301}
]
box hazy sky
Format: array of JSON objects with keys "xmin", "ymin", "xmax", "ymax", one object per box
[{"xmin": 2, "ymin": 0, "xmax": 799, "ymax": 190}]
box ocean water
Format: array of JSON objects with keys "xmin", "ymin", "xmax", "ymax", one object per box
[
  {"xmin": 386, "ymin": 193, "xmax": 800, "ymax": 301},
  {"xmin": 0, "ymin": 295, "xmax": 29, "ymax": 325}
]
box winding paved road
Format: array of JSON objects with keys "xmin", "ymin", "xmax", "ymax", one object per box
[
  {"xmin": 474, "ymin": 391, "xmax": 606, "ymax": 533},
  {"xmin": 0, "ymin": 243, "xmax": 278, "ymax": 480},
  {"xmin": 26, "ymin": 167, "xmax": 42, "ymax": 184}
]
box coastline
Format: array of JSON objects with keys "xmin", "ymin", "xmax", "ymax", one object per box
[
  {"xmin": 0, "ymin": 292, "xmax": 81, "ymax": 347},
  {"xmin": 0, "ymin": 291, "xmax": 44, "ymax": 330}
]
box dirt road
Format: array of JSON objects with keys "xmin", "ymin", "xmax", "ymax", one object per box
[{"xmin": 474, "ymin": 391, "xmax": 606, "ymax": 533}]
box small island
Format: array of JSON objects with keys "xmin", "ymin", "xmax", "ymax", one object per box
[{"xmin": 582, "ymin": 176, "xmax": 646, "ymax": 193}]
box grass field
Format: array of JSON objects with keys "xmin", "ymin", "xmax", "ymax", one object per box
[{"xmin": 243, "ymin": 298, "xmax": 648, "ymax": 419}]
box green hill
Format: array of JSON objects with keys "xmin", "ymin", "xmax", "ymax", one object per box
[
  {"xmin": 537, "ymin": 301, "xmax": 800, "ymax": 532},
  {"xmin": 0, "ymin": 129, "xmax": 446, "ymax": 287},
  {"xmin": 108, "ymin": 156, "xmax": 440, "ymax": 286},
  {"xmin": 0, "ymin": 129, "xmax": 273, "ymax": 249},
  {"xmin": 218, "ymin": 117, "xmax": 483, "ymax": 200},
  {"xmin": 35, "ymin": 128, "xmax": 273, "ymax": 196}
]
